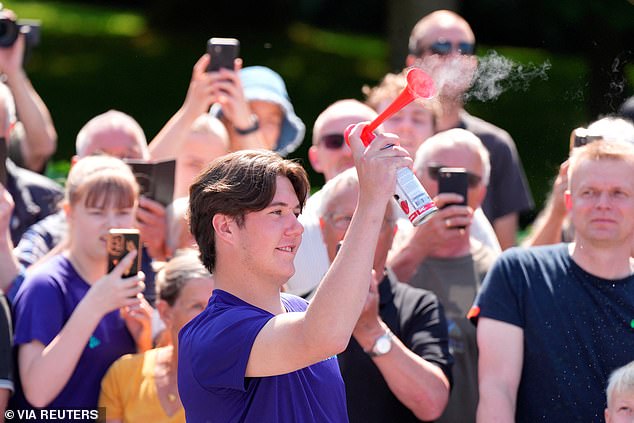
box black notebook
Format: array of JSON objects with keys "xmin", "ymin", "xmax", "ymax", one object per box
[{"xmin": 124, "ymin": 158, "xmax": 176, "ymax": 207}]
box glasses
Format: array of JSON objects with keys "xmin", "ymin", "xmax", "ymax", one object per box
[
  {"xmin": 427, "ymin": 164, "xmax": 482, "ymax": 188},
  {"xmin": 319, "ymin": 134, "xmax": 346, "ymax": 150},
  {"xmin": 418, "ymin": 40, "xmax": 475, "ymax": 56}
]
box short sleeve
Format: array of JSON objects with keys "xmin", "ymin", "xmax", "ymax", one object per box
[
  {"xmin": 469, "ymin": 250, "xmax": 525, "ymax": 328},
  {"xmin": 98, "ymin": 356, "xmax": 128, "ymax": 420},
  {"xmin": 191, "ymin": 309, "xmax": 271, "ymax": 391},
  {"xmin": 405, "ymin": 292, "xmax": 453, "ymax": 384},
  {"xmin": 13, "ymin": 273, "xmax": 67, "ymax": 347}
]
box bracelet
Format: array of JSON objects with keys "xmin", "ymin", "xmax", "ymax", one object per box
[{"xmin": 234, "ymin": 114, "xmax": 260, "ymax": 135}]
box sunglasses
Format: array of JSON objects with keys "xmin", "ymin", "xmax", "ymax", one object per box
[
  {"xmin": 427, "ymin": 164, "xmax": 482, "ymax": 188},
  {"xmin": 319, "ymin": 134, "xmax": 346, "ymax": 150},
  {"xmin": 418, "ymin": 40, "xmax": 475, "ymax": 56}
]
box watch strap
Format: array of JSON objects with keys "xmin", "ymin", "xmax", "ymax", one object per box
[
  {"xmin": 234, "ymin": 114, "xmax": 260, "ymax": 135},
  {"xmin": 365, "ymin": 329, "xmax": 394, "ymax": 357}
]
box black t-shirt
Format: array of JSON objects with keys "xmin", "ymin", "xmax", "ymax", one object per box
[
  {"xmin": 338, "ymin": 274, "xmax": 452, "ymax": 423},
  {"xmin": 472, "ymin": 244, "xmax": 634, "ymax": 422},
  {"xmin": 6, "ymin": 160, "xmax": 63, "ymax": 246}
]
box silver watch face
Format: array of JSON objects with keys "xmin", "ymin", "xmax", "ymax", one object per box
[{"xmin": 374, "ymin": 335, "xmax": 392, "ymax": 354}]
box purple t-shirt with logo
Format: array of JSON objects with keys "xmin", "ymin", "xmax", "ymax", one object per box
[
  {"xmin": 12, "ymin": 255, "xmax": 136, "ymax": 410},
  {"xmin": 178, "ymin": 290, "xmax": 348, "ymax": 423}
]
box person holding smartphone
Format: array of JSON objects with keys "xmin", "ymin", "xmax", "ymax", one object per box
[
  {"xmin": 100, "ymin": 249, "xmax": 214, "ymax": 423},
  {"xmin": 10, "ymin": 155, "xmax": 152, "ymax": 413},
  {"xmin": 150, "ymin": 42, "xmax": 304, "ymax": 160},
  {"xmin": 388, "ymin": 128, "xmax": 498, "ymax": 423}
]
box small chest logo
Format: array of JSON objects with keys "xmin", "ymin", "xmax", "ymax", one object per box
[{"xmin": 88, "ymin": 335, "xmax": 101, "ymax": 349}]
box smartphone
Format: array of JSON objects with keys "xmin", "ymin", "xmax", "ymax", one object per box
[
  {"xmin": 206, "ymin": 38, "xmax": 240, "ymax": 72},
  {"xmin": 437, "ymin": 167, "xmax": 468, "ymax": 208},
  {"xmin": 107, "ymin": 229, "xmax": 141, "ymax": 277}
]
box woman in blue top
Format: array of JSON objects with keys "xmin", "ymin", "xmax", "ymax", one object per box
[{"xmin": 12, "ymin": 155, "xmax": 152, "ymax": 412}]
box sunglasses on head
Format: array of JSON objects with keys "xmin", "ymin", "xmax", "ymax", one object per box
[
  {"xmin": 427, "ymin": 164, "xmax": 482, "ymax": 188},
  {"xmin": 419, "ymin": 40, "xmax": 475, "ymax": 56},
  {"xmin": 319, "ymin": 134, "xmax": 346, "ymax": 150}
]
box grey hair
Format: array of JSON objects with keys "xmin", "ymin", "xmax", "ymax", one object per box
[
  {"xmin": 606, "ymin": 361, "xmax": 634, "ymax": 408},
  {"xmin": 414, "ymin": 128, "xmax": 491, "ymax": 186}
]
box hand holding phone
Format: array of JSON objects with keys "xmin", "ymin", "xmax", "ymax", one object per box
[
  {"xmin": 437, "ymin": 167, "xmax": 469, "ymax": 230},
  {"xmin": 437, "ymin": 167, "xmax": 468, "ymax": 208},
  {"xmin": 107, "ymin": 228, "xmax": 141, "ymax": 277},
  {"xmin": 206, "ymin": 37, "xmax": 240, "ymax": 72}
]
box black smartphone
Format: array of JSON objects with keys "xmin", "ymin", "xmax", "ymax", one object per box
[
  {"xmin": 206, "ymin": 37, "xmax": 240, "ymax": 72},
  {"xmin": 107, "ymin": 228, "xmax": 141, "ymax": 277},
  {"xmin": 437, "ymin": 167, "xmax": 468, "ymax": 208}
]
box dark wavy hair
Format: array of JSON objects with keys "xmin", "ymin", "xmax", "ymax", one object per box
[{"xmin": 188, "ymin": 150, "xmax": 309, "ymax": 273}]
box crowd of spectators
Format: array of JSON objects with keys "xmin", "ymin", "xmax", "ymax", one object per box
[{"xmin": 1, "ymin": 5, "xmax": 634, "ymax": 423}]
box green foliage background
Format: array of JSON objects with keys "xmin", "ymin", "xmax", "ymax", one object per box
[{"xmin": 5, "ymin": 1, "xmax": 634, "ymax": 227}]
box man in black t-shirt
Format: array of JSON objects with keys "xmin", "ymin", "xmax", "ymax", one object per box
[
  {"xmin": 406, "ymin": 10, "xmax": 533, "ymax": 250},
  {"xmin": 471, "ymin": 140, "xmax": 634, "ymax": 422},
  {"xmin": 319, "ymin": 168, "xmax": 453, "ymax": 423}
]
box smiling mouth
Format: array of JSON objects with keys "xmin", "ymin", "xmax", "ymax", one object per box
[{"xmin": 277, "ymin": 246, "xmax": 294, "ymax": 253}]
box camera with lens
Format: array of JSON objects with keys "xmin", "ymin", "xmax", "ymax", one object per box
[{"xmin": 0, "ymin": 4, "xmax": 40, "ymax": 50}]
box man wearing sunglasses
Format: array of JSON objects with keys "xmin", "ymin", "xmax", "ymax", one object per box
[
  {"xmin": 388, "ymin": 128, "xmax": 499, "ymax": 423},
  {"xmin": 406, "ymin": 10, "xmax": 533, "ymax": 251},
  {"xmin": 284, "ymin": 100, "xmax": 378, "ymax": 298}
]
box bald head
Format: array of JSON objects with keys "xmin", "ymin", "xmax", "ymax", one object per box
[
  {"xmin": 75, "ymin": 110, "xmax": 149, "ymax": 160},
  {"xmin": 312, "ymin": 99, "xmax": 377, "ymax": 145},
  {"xmin": 408, "ymin": 10, "xmax": 475, "ymax": 56}
]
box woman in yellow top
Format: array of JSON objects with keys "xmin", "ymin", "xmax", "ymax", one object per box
[{"xmin": 99, "ymin": 249, "xmax": 214, "ymax": 422}]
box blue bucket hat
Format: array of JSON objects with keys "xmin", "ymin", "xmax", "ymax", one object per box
[{"xmin": 211, "ymin": 66, "xmax": 305, "ymax": 156}]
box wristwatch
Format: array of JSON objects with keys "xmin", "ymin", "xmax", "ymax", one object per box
[
  {"xmin": 234, "ymin": 114, "xmax": 260, "ymax": 135},
  {"xmin": 365, "ymin": 330, "xmax": 394, "ymax": 357}
]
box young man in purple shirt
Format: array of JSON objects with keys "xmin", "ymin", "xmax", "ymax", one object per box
[{"xmin": 179, "ymin": 124, "xmax": 412, "ymax": 422}]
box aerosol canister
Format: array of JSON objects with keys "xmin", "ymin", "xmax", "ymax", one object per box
[{"xmin": 346, "ymin": 125, "xmax": 438, "ymax": 226}]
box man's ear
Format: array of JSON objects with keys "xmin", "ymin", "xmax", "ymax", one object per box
[
  {"xmin": 308, "ymin": 145, "xmax": 322, "ymax": 173},
  {"xmin": 564, "ymin": 190, "xmax": 572, "ymax": 211},
  {"xmin": 212, "ymin": 213, "xmax": 235, "ymax": 244},
  {"xmin": 473, "ymin": 185, "xmax": 487, "ymax": 209}
]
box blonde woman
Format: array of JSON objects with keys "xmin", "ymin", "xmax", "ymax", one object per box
[{"xmin": 100, "ymin": 249, "xmax": 214, "ymax": 422}]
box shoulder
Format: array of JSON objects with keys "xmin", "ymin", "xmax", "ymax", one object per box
[
  {"xmin": 180, "ymin": 291, "xmax": 274, "ymax": 349},
  {"xmin": 497, "ymin": 243, "xmax": 567, "ymax": 267},
  {"xmin": 18, "ymin": 255, "xmax": 70, "ymax": 291},
  {"xmin": 8, "ymin": 161, "xmax": 64, "ymax": 197},
  {"xmin": 105, "ymin": 351, "xmax": 148, "ymax": 379},
  {"xmin": 460, "ymin": 111, "xmax": 514, "ymax": 144},
  {"xmin": 387, "ymin": 275, "xmax": 441, "ymax": 316}
]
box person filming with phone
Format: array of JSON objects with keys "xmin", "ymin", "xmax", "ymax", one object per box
[
  {"xmin": 10, "ymin": 155, "xmax": 152, "ymax": 414},
  {"xmin": 388, "ymin": 128, "xmax": 498, "ymax": 423},
  {"xmin": 149, "ymin": 38, "xmax": 303, "ymax": 172}
]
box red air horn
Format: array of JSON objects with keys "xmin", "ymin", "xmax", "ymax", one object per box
[
  {"xmin": 344, "ymin": 67, "xmax": 439, "ymax": 226},
  {"xmin": 346, "ymin": 67, "xmax": 436, "ymax": 146}
]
